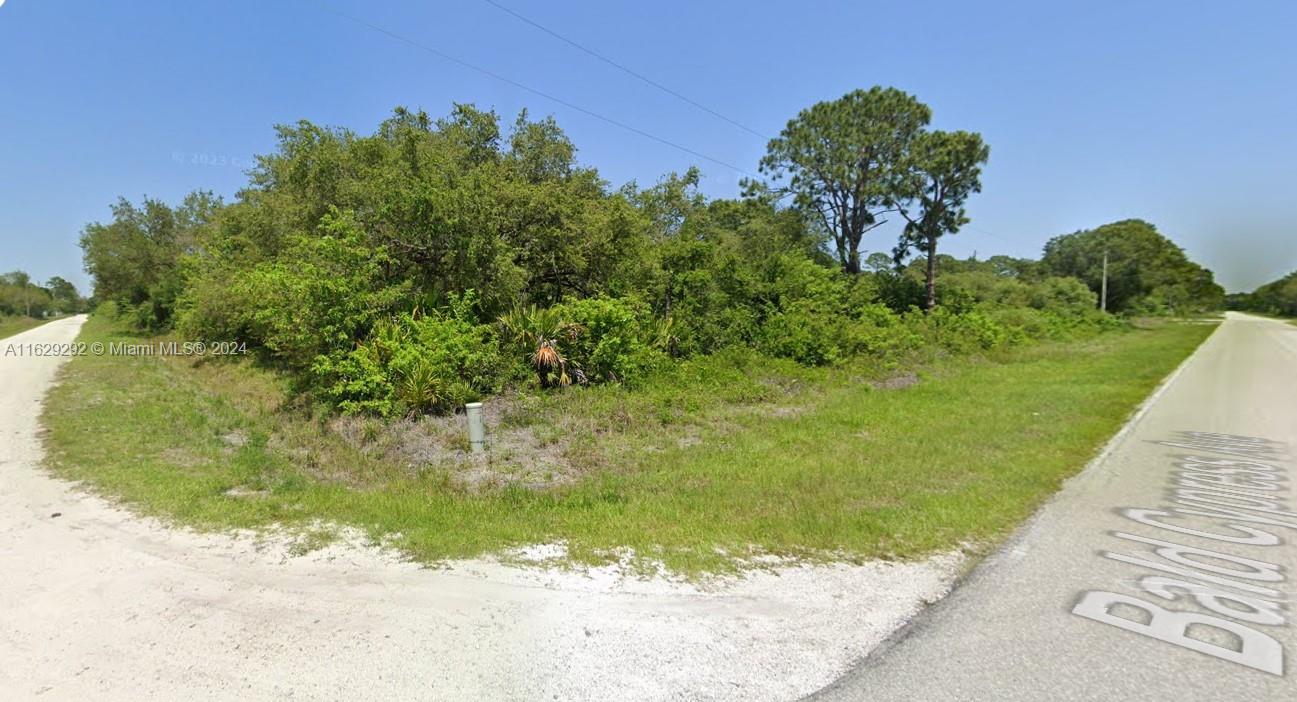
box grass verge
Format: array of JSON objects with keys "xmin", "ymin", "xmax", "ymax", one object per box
[
  {"xmin": 42, "ymin": 316, "xmax": 1214, "ymax": 574},
  {"xmin": 0, "ymin": 315, "xmax": 49, "ymax": 339}
]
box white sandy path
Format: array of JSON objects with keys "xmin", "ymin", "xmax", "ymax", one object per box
[{"xmin": 0, "ymin": 315, "xmax": 963, "ymax": 701}]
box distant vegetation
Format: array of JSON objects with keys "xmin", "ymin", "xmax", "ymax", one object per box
[
  {"xmin": 0, "ymin": 270, "xmax": 85, "ymax": 323},
  {"xmin": 1228, "ymin": 270, "xmax": 1297, "ymax": 317},
  {"xmin": 77, "ymin": 88, "xmax": 1225, "ymax": 418},
  {"xmin": 1041, "ymin": 219, "xmax": 1224, "ymax": 315}
]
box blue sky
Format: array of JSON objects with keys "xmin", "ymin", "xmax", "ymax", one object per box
[{"xmin": 1, "ymin": 0, "xmax": 1293, "ymax": 293}]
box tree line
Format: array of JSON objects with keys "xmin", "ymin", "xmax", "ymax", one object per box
[
  {"xmin": 1041, "ymin": 219, "xmax": 1224, "ymax": 315},
  {"xmin": 1228, "ymin": 270, "xmax": 1297, "ymax": 316},
  {"xmin": 78, "ymin": 88, "xmax": 1225, "ymax": 416},
  {"xmin": 0, "ymin": 271, "xmax": 85, "ymax": 319}
]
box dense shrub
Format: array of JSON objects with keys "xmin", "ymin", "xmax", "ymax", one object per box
[
  {"xmin": 179, "ymin": 210, "xmax": 408, "ymax": 369},
  {"xmin": 753, "ymin": 255, "xmax": 860, "ymax": 365},
  {"xmin": 843, "ymin": 303, "xmax": 924, "ymax": 360},
  {"xmin": 312, "ymin": 342, "xmax": 394, "ymax": 416},
  {"xmin": 550, "ymin": 296, "xmax": 667, "ymax": 385},
  {"xmin": 938, "ymin": 271, "xmax": 1096, "ymax": 315},
  {"xmin": 1028, "ymin": 276, "xmax": 1097, "ymax": 314},
  {"xmin": 758, "ymin": 299, "xmax": 847, "ymax": 365},
  {"xmin": 985, "ymin": 306, "xmax": 1123, "ymax": 342},
  {"xmin": 313, "ymin": 294, "xmax": 506, "ymax": 416},
  {"xmin": 79, "ymin": 103, "xmax": 1162, "ymax": 417},
  {"xmin": 870, "ymin": 269, "xmax": 927, "ymax": 313},
  {"xmin": 938, "ymin": 271, "xmax": 1028, "ymax": 309},
  {"xmin": 908, "ymin": 307, "xmax": 1011, "ymax": 354}
]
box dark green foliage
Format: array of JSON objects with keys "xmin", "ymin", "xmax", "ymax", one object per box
[
  {"xmin": 1041, "ymin": 219, "xmax": 1224, "ymax": 314},
  {"xmin": 1229, "ymin": 270, "xmax": 1297, "ymax": 316},
  {"xmin": 80, "ymin": 192, "xmax": 219, "ymax": 330},
  {"xmin": 313, "ymin": 292, "xmax": 506, "ymax": 416},
  {"xmin": 551, "ymin": 296, "xmax": 666, "ymax": 384},
  {"xmin": 753, "ymin": 86, "xmax": 931, "ymax": 274},
  {"xmin": 77, "ymin": 98, "xmax": 1212, "ymax": 417},
  {"xmin": 0, "ymin": 271, "xmax": 85, "ymax": 319},
  {"xmin": 179, "ymin": 209, "xmax": 408, "ymax": 369},
  {"xmin": 868, "ymin": 267, "xmax": 927, "ymax": 313},
  {"xmin": 0, "ymin": 271, "xmax": 51, "ymax": 318}
]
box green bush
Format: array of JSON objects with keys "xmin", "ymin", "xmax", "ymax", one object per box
[
  {"xmin": 983, "ymin": 307, "xmax": 1064, "ymax": 341},
  {"xmin": 179, "ymin": 210, "xmax": 408, "ymax": 371},
  {"xmin": 552, "ymin": 296, "xmax": 666, "ymax": 384},
  {"xmin": 752, "ymin": 255, "xmax": 858, "ymax": 365},
  {"xmin": 174, "ymin": 261, "xmax": 259, "ymax": 348},
  {"xmin": 939, "ymin": 271, "xmax": 1030, "ymax": 309},
  {"xmin": 1028, "ymin": 276, "xmax": 1098, "ymax": 314},
  {"xmin": 908, "ymin": 307, "xmax": 1011, "ymax": 354},
  {"xmin": 758, "ymin": 299, "xmax": 846, "ymax": 365},
  {"xmin": 939, "ymin": 271, "xmax": 1097, "ymax": 317},
  {"xmin": 92, "ymin": 300, "xmax": 121, "ymax": 319},
  {"xmin": 843, "ymin": 303, "xmax": 922, "ymax": 360},
  {"xmin": 311, "ymin": 342, "xmax": 395, "ymax": 416},
  {"xmin": 395, "ymin": 303, "xmax": 506, "ymax": 405},
  {"xmin": 870, "ymin": 270, "xmax": 926, "ymax": 313},
  {"xmin": 312, "ymin": 296, "xmax": 506, "ymax": 416}
]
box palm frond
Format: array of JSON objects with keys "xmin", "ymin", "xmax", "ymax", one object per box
[{"xmin": 396, "ymin": 358, "xmax": 441, "ymax": 414}]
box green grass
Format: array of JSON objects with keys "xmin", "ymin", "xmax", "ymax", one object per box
[
  {"xmin": 41, "ymin": 315, "xmax": 1214, "ymax": 574},
  {"xmin": 0, "ymin": 315, "xmax": 49, "ymax": 339}
]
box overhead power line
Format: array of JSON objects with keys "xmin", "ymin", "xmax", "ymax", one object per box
[
  {"xmin": 310, "ymin": 1, "xmax": 756, "ymax": 177},
  {"xmin": 482, "ymin": 0, "xmax": 770, "ymax": 140},
  {"xmin": 968, "ymin": 224, "xmax": 1033, "ymax": 248}
]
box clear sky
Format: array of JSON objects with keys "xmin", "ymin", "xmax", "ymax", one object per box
[{"xmin": 1, "ymin": 0, "xmax": 1293, "ymax": 293}]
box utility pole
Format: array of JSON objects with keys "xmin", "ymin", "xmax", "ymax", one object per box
[{"xmin": 1100, "ymin": 250, "xmax": 1109, "ymax": 313}]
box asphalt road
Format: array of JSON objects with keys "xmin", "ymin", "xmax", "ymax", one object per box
[{"xmin": 811, "ymin": 312, "xmax": 1297, "ymax": 702}]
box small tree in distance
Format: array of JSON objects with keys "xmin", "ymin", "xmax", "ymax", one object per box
[
  {"xmin": 7, "ymin": 271, "xmax": 33, "ymax": 316},
  {"xmin": 45, "ymin": 276, "xmax": 83, "ymax": 314}
]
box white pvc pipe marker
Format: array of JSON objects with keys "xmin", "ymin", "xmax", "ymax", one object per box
[{"xmin": 465, "ymin": 402, "xmax": 485, "ymax": 454}]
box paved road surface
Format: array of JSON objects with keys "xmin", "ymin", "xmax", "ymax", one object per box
[{"xmin": 812, "ymin": 312, "xmax": 1297, "ymax": 701}]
